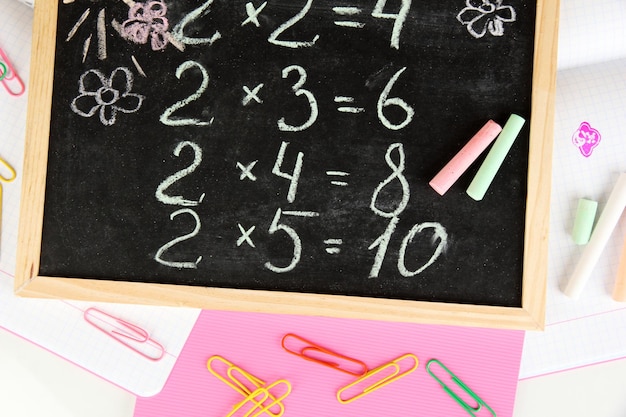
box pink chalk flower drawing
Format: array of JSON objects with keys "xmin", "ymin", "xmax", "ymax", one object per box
[
  {"xmin": 121, "ymin": 0, "xmax": 170, "ymax": 51},
  {"xmin": 572, "ymin": 121, "xmax": 602, "ymax": 157},
  {"xmin": 71, "ymin": 67, "xmax": 145, "ymax": 126},
  {"xmin": 457, "ymin": 0, "xmax": 517, "ymax": 39}
]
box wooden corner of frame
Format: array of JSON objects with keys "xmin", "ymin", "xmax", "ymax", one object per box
[{"xmin": 14, "ymin": 263, "xmax": 39, "ymax": 295}]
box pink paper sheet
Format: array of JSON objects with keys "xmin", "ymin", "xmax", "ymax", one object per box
[{"xmin": 135, "ymin": 310, "xmax": 523, "ymax": 417}]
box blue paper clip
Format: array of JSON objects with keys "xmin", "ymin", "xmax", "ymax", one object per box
[
  {"xmin": 0, "ymin": 48, "xmax": 25, "ymax": 96},
  {"xmin": 426, "ymin": 359, "xmax": 496, "ymax": 417}
]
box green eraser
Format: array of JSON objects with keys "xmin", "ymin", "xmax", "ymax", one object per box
[
  {"xmin": 572, "ymin": 198, "xmax": 598, "ymax": 245},
  {"xmin": 466, "ymin": 114, "xmax": 525, "ymax": 201}
]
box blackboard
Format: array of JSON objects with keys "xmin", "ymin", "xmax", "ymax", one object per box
[{"xmin": 17, "ymin": 0, "xmax": 559, "ymax": 329}]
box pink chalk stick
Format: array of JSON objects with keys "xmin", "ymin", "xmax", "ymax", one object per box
[{"xmin": 429, "ymin": 120, "xmax": 502, "ymax": 195}]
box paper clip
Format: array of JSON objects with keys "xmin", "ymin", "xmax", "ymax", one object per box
[
  {"xmin": 227, "ymin": 380, "xmax": 291, "ymax": 417},
  {"xmin": 281, "ymin": 333, "xmax": 368, "ymax": 376},
  {"xmin": 0, "ymin": 155, "xmax": 17, "ymax": 235},
  {"xmin": 207, "ymin": 355, "xmax": 267, "ymax": 396},
  {"xmin": 337, "ymin": 353, "xmax": 418, "ymax": 404},
  {"xmin": 0, "ymin": 48, "xmax": 25, "ymax": 96},
  {"xmin": 426, "ymin": 359, "xmax": 496, "ymax": 417},
  {"xmin": 83, "ymin": 307, "xmax": 165, "ymax": 361},
  {"xmin": 208, "ymin": 356, "xmax": 289, "ymax": 417},
  {"xmin": 0, "ymin": 155, "xmax": 16, "ymax": 183}
]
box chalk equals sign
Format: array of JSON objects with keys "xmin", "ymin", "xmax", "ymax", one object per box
[
  {"xmin": 326, "ymin": 170, "xmax": 350, "ymax": 186},
  {"xmin": 334, "ymin": 96, "xmax": 364, "ymax": 114},
  {"xmin": 332, "ymin": 6, "xmax": 365, "ymax": 28},
  {"xmin": 324, "ymin": 239, "xmax": 343, "ymax": 254}
]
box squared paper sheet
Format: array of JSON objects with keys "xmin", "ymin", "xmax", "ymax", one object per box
[
  {"xmin": 0, "ymin": 0, "xmax": 199, "ymax": 397},
  {"xmin": 519, "ymin": 57, "xmax": 626, "ymax": 379},
  {"xmin": 556, "ymin": 0, "xmax": 626, "ymax": 70}
]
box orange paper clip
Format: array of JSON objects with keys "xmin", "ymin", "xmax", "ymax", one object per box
[
  {"xmin": 337, "ymin": 353, "xmax": 418, "ymax": 404},
  {"xmin": 281, "ymin": 333, "xmax": 368, "ymax": 376},
  {"xmin": 83, "ymin": 307, "xmax": 165, "ymax": 361},
  {"xmin": 227, "ymin": 380, "xmax": 291, "ymax": 417},
  {"xmin": 0, "ymin": 48, "xmax": 25, "ymax": 96}
]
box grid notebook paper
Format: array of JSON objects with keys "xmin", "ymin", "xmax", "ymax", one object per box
[
  {"xmin": 0, "ymin": 1, "xmax": 199, "ymax": 397},
  {"xmin": 556, "ymin": 0, "xmax": 626, "ymax": 70},
  {"xmin": 519, "ymin": 57, "xmax": 626, "ymax": 378},
  {"xmin": 518, "ymin": 0, "xmax": 626, "ymax": 378}
]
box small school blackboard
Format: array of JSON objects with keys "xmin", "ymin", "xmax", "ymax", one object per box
[{"xmin": 17, "ymin": 0, "xmax": 559, "ymax": 329}]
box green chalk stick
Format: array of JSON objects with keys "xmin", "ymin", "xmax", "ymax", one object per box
[
  {"xmin": 466, "ymin": 114, "xmax": 525, "ymax": 201},
  {"xmin": 572, "ymin": 198, "xmax": 598, "ymax": 245}
]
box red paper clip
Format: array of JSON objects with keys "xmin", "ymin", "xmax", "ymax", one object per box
[
  {"xmin": 83, "ymin": 307, "xmax": 165, "ymax": 361},
  {"xmin": 0, "ymin": 48, "xmax": 25, "ymax": 97},
  {"xmin": 281, "ymin": 333, "xmax": 368, "ymax": 376}
]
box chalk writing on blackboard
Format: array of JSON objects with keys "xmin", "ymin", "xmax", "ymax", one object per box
[
  {"xmin": 457, "ymin": 0, "xmax": 518, "ymax": 39},
  {"xmin": 40, "ymin": 0, "xmax": 538, "ymax": 307},
  {"xmin": 155, "ymin": 141, "xmax": 206, "ymax": 207},
  {"xmin": 70, "ymin": 67, "xmax": 144, "ymax": 125},
  {"xmin": 160, "ymin": 61, "xmax": 214, "ymax": 126},
  {"xmin": 119, "ymin": 1, "xmax": 170, "ymax": 51}
]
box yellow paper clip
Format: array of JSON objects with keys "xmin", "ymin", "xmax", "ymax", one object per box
[
  {"xmin": 0, "ymin": 155, "xmax": 17, "ymax": 229},
  {"xmin": 208, "ymin": 355, "xmax": 266, "ymax": 396},
  {"xmin": 207, "ymin": 355, "xmax": 288, "ymax": 417},
  {"xmin": 337, "ymin": 353, "xmax": 418, "ymax": 404},
  {"xmin": 226, "ymin": 379, "xmax": 291, "ymax": 417},
  {"xmin": 281, "ymin": 333, "xmax": 368, "ymax": 376},
  {"xmin": 0, "ymin": 156, "xmax": 16, "ymax": 183},
  {"xmin": 426, "ymin": 359, "xmax": 496, "ymax": 417}
]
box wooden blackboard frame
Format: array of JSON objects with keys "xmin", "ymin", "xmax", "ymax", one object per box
[{"xmin": 16, "ymin": 0, "xmax": 559, "ymax": 330}]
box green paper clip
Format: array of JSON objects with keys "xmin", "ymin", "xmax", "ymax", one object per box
[{"xmin": 426, "ymin": 359, "xmax": 496, "ymax": 417}]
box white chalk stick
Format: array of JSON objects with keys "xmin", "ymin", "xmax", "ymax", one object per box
[{"xmin": 564, "ymin": 173, "xmax": 626, "ymax": 299}]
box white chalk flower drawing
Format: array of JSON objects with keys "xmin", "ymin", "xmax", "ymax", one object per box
[
  {"xmin": 457, "ymin": 0, "xmax": 517, "ymax": 39},
  {"xmin": 71, "ymin": 67, "xmax": 145, "ymax": 126}
]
